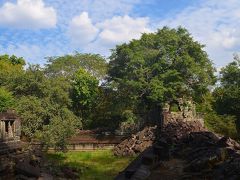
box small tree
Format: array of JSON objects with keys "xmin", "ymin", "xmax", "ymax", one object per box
[
  {"xmin": 41, "ymin": 108, "xmax": 81, "ymax": 151},
  {"xmin": 16, "ymin": 96, "xmax": 46, "ymax": 139},
  {"xmin": 0, "ymin": 87, "xmax": 14, "ymax": 112},
  {"xmin": 72, "ymin": 68, "xmax": 99, "ymax": 127}
]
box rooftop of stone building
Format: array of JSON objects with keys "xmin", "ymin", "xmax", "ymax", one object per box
[{"xmin": 0, "ymin": 110, "xmax": 19, "ymax": 121}]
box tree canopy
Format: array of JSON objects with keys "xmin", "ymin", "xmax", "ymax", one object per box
[
  {"xmin": 108, "ymin": 27, "xmax": 216, "ymax": 124},
  {"xmin": 109, "ymin": 27, "xmax": 215, "ymax": 104},
  {"xmin": 213, "ymin": 55, "xmax": 240, "ymax": 120},
  {"xmin": 45, "ymin": 52, "xmax": 107, "ymax": 80},
  {"xmin": 1, "ymin": 27, "xmax": 239, "ymax": 148}
]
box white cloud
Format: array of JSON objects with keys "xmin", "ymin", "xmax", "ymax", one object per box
[
  {"xmin": 45, "ymin": 0, "xmax": 142, "ymax": 29},
  {"xmin": 68, "ymin": 13, "xmax": 151, "ymax": 55},
  {"xmin": 88, "ymin": 0, "xmax": 141, "ymax": 22},
  {"xmin": 157, "ymin": 0, "xmax": 240, "ymax": 67},
  {"xmin": 97, "ymin": 15, "xmax": 151, "ymax": 45},
  {"xmin": 0, "ymin": 0, "xmax": 57, "ymax": 29},
  {"xmin": 68, "ymin": 12, "xmax": 99, "ymax": 46}
]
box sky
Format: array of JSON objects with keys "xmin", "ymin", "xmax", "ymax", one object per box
[{"xmin": 0, "ymin": 0, "xmax": 239, "ymax": 68}]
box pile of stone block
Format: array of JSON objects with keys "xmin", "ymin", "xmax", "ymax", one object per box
[{"xmin": 115, "ymin": 117, "xmax": 240, "ymax": 179}]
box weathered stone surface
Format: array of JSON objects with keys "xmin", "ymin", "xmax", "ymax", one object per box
[
  {"xmin": 16, "ymin": 161, "xmax": 41, "ymax": 178},
  {"xmin": 113, "ymin": 126, "xmax": 157, "ymax": 156},
  {"xmin": 115, "ymin": 116, "xmax": 240, "ymax": 180}
]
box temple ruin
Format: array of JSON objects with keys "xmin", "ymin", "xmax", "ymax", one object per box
[{"xmin": 0, "ymin": 110, "xmax": 21, "ymax": 142}]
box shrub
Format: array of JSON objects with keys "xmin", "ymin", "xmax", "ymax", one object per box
[{"xmin": 204, "ymin": 112, "xmax": 238, "ymax": 139}]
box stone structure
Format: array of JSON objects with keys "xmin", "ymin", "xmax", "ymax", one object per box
[
  {"xmin": 0, "ymin": 110, "xmax": 21, "ymax": 141},
  {"xmin": 162, "ymin": 98, "xmax": 199, "ymax": 125}
]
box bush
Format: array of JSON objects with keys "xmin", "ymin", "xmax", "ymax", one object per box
[
  {"xmin": 16, "ymin": 96, "xmax": 47, "ymax": 139},
  {"xmin": 0, "ymin": 87, "xmax": 14, "ymax": 112},
  {"xmin": 119, "ymin": 110, "xmax": 140, "ymax": 134},
  {"xmin": 204, "ymin": 112, "xmax": 238, "ymax": 139},
  {"xmin": 40, "ymin": 108, "xmax": 81, "ymax": 151}
]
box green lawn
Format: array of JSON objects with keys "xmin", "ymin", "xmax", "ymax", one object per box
[{"xmin": 46, "ymin": 150, "xmax": 135, "ymax": 180}]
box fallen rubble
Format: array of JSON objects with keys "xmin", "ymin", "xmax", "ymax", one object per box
[
  {"xmin": 113, "ymin": 118, "xmax": 204, "ymax": 156},
  {"xmin": 113, "ymin": 126, "xmax": 157, "ymax": 156},
  {"xmin": 114, "ymin": 117, "xmax": 240, "ymax": 179}
]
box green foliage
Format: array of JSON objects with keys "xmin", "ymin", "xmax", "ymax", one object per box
[
  {"xmin": 0, "ymin": 87, "xmax": 14, "ymax": 112},
  {"xmin": 45, "ymin": 52, "xmax": 107, "ymax": 79},
  {"xmin": 109, "ymin": 27, "xmax": 215, "ymax": 103},
  {"xmin": 200, "ymin": 56, "xmax": 240, "ymax": 140},
  {"xmin": 88, "ymin": 87, "xmax": 124, "ymax": 129},
  {"xmin": 72, "ymin": 68, "xmax": 99, "ymax": 127},
  {"xmin": 40, "ymin": 108, "xmax": 81, "ymax": 151},
  {"xmin": 10, "ymin": 64, "xmax": 48, "ymax": 97},
  {"xmin": 0, "ymin": 54, "xmax": 81, "ymax": 149},
  {"xmin": 73, "ymin": 68, "xmax": 99, "ymax": 108},
  {"xmin": 0, "ymin": 54, "xmax": 25, "ymax": 66},
  {"xmin": 204, "ymin": 112, "xmax": 238, "ymax": 139},
  {"xmin": 0, "ymin": 57, "xmax": 24, "ymax": 87},
  {"xmin": 122, "ymin": 110, "xmax": 137, "ymax": 124},
  {"xmin": 108, "ymin": 27, "xmax": 216, "ymax": 124},
  {"xmin": 170, "ymin": 103, "xmax": 179, "ymax": 112},
  {"xmin": 220, "ymin": 54, "xmax": 240, "ymax": 86},
  {"xmin": 16, "ymin": 96, "xmax": 47, "ymax": 138},
  {"xmin": 213, "ymin": 86, "xmax": 240, "ymax": 118},
  {"xmin": 119, "ymin": 110, "xmax": 139, "ymax": 133},
  {"xmin": 2, "ymin": 27, "xmax": 240, "ymax": 150},
  {"xmin": 213, "ymin": 56, "xmax": 240, "ymax": 120},
  {"xmin": 196, "ymin": 92, "xmax": 215, "ymax": 113},
  {"xmin": 47, "ymin": 76, "xmax": 73, "ymax": 108}
]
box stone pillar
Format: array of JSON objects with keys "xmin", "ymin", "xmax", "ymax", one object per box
[
  {"xmin": 12, "ymin": 121, "xmax": 15, "ymax": 137},
  {"xmin": 0, "ymin": 121, "xmax": 2, "ymax": 140},
  {"xmin": 8, "ymin": 121, "xmax": 13, "ymax": 138},
  {"xmin": 2, "ymin": 121, "xmax": 5, "ymax": 140},
  {"xmin": 162, "ymin": 103, "xmax": 170, "ymax": 128},
  {"xmin": 15, "ymin": 119, "xmax": 21, "ymax": 138}
]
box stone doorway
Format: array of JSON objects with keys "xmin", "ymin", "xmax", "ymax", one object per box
[{"xmin": 0, "ymin": 110, "xmax": 21, "ymax": 141}]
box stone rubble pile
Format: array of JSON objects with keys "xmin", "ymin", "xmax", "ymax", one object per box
[
  {"xmin": 0, "ymin": 144, "xmax": 43, "ymax": 179},
  {"xmin": 113, "ymin": 126, "xmax": 157, "ymax": 156},
  {"xmin": 175, "ymin": 132, "xmax": 240, "ymax": 179},
  {"xmin": 115, "ymin": 118, "xmax": 240, "ymax": 179},
  {"xmin": 113, "ymin": 118, "xmax": 204, "ymax": 156}
]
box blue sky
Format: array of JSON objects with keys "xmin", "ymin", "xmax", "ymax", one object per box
[{"xmin": 0, "ymin": 0, "xmax": 239, "ymax": 68}]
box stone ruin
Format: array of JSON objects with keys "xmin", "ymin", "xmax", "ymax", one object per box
[
  {"xmin": 114, "ymin": 98, "xmax": 202, "ymax": 157},
  {"xmin": 0, "ymin": 110, "xmax": 46, "ymax": 179},
  {"xmin": 0, "ymin": 109, "xmax": 21, "ymax": 142},
  {"xmin": 162, "ymin": 98, "xmax": 200, "ymax": 125},
  {"xmin": 114, "ymin": 98, "xmax": 240, "ymax": 179}
]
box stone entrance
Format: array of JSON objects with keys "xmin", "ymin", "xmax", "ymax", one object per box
[{"xmin": 0, "ymin": 110, "xmax": 21, "ymax": 141}]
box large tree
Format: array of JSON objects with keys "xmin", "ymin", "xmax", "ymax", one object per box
[{"xmin": 108, "ymin": 27, "xmax": 216, "ymax": 123}]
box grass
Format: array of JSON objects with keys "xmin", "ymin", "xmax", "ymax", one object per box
[{"xmin": 46, "ymin": 150, "xmax": 135, "ymax": 180}]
